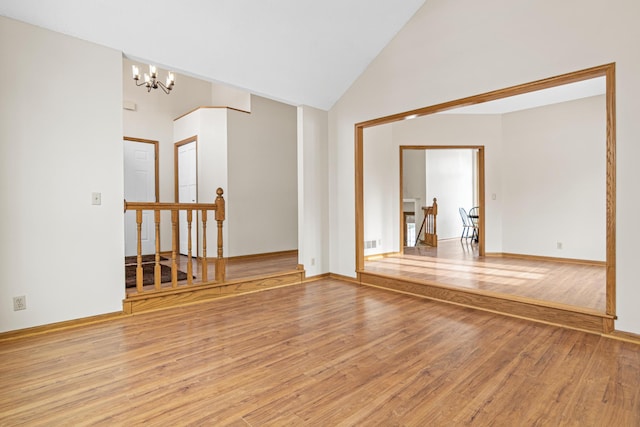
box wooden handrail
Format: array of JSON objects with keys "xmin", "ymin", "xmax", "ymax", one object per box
[
  {"xmin": 124, "ymin": 188, "xmax": 226, "ymax": 294},
  {"xmin": 124, "ymin": 201, "xmax": 218, "ymax": 211},
  {"xmin": 416, "ymin": 197, "xmax": 438, "ymax": 247}
]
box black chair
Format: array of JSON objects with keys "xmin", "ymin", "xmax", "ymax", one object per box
[
  {"xmin": 468, "ymin": 206, "xmax": 479, "ymax": 241},
  {"xmin": 459, "ymin": 207, "xmax": 473, "ymax": 240}
]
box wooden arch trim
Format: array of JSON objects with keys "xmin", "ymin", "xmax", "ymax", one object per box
[{"xmin": 354, "ymin": 63, "xmax": 616, "ymax": 322}]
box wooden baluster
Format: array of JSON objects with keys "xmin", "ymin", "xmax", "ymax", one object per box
[
  {"xmin": 201, "ymin": 210, "xmax": 208, "ymax": 282},
  {"xmin": 427, "ymin": 214, "xmax": 431, "ymax": 236},
  {"xmin": 215, "ymin": 187, "xmax": 226, "ymax": 282},
  {"xmin": 432, "ymin": 198, "xmax": 438, "ymax": 238},
  {"xmin": 154, "ymin": 209, "xmax": 161, "ymax": 290},
  {"xmin": 171, "ymin": 209, "xmax": 178, "ymax": 287},
  {"xmin": 135, "ymin": 210, "xmax": 143, "ymax": 293},
  {"xmin": 187, "ymin": 209, "xmax": 193, "ymax": 285}
]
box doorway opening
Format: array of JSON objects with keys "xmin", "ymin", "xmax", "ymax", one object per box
[
  {"xmin": 123, "ymin": 136, "xmax": 159, "ymax": 257},
  {"xmin": 400, "ymin": 146, "xmax": 484, "ymax": 258},
  {"xmin": 174, "ymin": 136, "xmax": 198, "ymax": 256}
]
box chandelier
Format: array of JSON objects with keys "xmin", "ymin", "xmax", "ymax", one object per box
[{"xmin": 132, "ymin": 64, "xmax": 175, "ymax": 94}]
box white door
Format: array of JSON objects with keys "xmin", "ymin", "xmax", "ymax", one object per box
[
  {"xmin": 178, "ymin": 141, "xmax": 197, "ymax": 255},
  {"xmin": 124, "ymin": 139, "xmax": 157, "ymax": 256}
]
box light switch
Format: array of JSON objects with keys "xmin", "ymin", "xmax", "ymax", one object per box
[{"xmin": 92, "ymin": 192, "xmax": 102, "ymax": 205}]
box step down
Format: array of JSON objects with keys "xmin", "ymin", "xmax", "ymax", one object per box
[{"xmin": 123, "ymin": 269, "xmax": 305, "ymax": 314}]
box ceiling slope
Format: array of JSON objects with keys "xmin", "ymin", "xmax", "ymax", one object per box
[{"xmin": 0, "ymin": 0, "xmax": 426, "ymax": 109}]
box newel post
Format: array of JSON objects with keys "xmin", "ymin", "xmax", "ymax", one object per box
[
  {"xmin": 215, "ymin": 187, "xmax": 226, "ymax": 282},
  {"xmin": 432, "ymin": 197, "xmax": 438, "ymax": 235}
]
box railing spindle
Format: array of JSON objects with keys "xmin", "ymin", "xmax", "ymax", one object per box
[
  {"xmin": 171, "ymin": 209, "xmax": 178, "ymax": 288},
  {"xmin": 187, "ymin": 209, "xmax": 193, "ymax": 285},
  {"xmin": 136, "ymin": 209, "xmax": 143, "ymax": 292},
  {"xmin": 201, "ymin": 210, "xmax": 208, "ymax": 282},
  {"xmin": 154, "ymin": 209, "xmax": 161, "ymax": 290}
]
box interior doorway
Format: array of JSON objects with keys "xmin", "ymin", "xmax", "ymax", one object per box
[
  {"xmin": 175, "ymin": 136, "xmax": 198, "ymax": 256},
  {"xmin": 400, "ymin": 146, "xmax": 484, "ymax": 257},
  {"xmin": 123, "ymin": 137, "xmax": 159, "ymax": 256}
]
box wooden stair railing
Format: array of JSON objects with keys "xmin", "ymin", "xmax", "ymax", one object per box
[
  {"xmin": 416, "ymin": 197, "xmax": 438, "ymax": 247},
  {"xmin": 124, "ymin": 188, "xmax": 226, "ymax": 293}
]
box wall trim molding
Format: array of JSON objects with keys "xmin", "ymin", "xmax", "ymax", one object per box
[
  {"xmin": 0, "ymin": 312, "xmax": 126, "ymax": 342},
  {"xmin": 226, "ymin": 249, "xmax": 298, "ymax": 262},
  {"xmin": 486, "ymin": 252, "xmax": 606, "ymax": 266},
  {"xmin": 174, "ymin": 105, "xmax": 251, "ymax": 122}
]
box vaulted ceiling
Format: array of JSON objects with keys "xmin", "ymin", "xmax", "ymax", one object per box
[{"xmin": 0, "ymin": 0, "xmax": 426, "ymax": 110}]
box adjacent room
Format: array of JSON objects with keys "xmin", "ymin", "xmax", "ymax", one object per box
[{"xmin": 363, "ymin": 77, "xmax": 607, "ymax": 313}]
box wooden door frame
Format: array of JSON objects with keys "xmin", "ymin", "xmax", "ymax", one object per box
[
  {"xmin": 174, "ymin": 136, "xmax": 198, "ymax": 256},
  {"xmin": 354, "ymin": 63, "xmax": 616, "ymax": 323},
  {"xmin": 399, "ymin": 146, "xmax": 485, "ymax": 256},
  {"xmin": 123, "ymin": 136, "xmax": 159, "ymax": 202}
]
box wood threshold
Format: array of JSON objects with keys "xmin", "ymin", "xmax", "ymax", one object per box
[{"xmin": 358, "ymin": 270, "xmax": 613, "ymax": 334}]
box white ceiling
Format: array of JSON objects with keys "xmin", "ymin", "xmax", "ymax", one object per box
[{"xmin": 0, "ymin": 0, "xmax": 426, "ymax": 110}]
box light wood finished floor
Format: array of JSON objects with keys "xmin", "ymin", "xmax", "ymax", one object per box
[
  {"xmin": 126, "ymin": 252, "xmax": 299, "ymax": 295},
  {"xmin": 365, "ymin": 239, "xmax": 606, "ymax": 311},
  {"xmin": 1, "ymin": 279, "xmax": 638, "ymax": 425}
]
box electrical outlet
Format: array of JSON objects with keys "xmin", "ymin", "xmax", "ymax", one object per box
[
  {"xmin": 310, "ymin": 258, "xmax": 315, "ymax": 266},
  {"xmin": 557, "ymin": 242, "xmax": 563, "ymax": 250},
  {"xmin": 13, "ymin": 296, "xmax": 26, "ymax": 311}
]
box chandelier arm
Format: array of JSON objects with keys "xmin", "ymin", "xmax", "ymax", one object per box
[{"xmin": 157, "ymin": 82, "xmax": 172, "ymax": 94}]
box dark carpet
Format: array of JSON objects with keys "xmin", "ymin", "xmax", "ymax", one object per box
[
  {"xmin": 125, "ymin": 263, "xmax": 189, "ymax": 288},
  {"xmin": 125, "ymin": 255, "xmax": 168, "ymax": 265}
]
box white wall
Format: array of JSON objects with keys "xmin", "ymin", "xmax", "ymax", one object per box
[
  {"xmin": 227, "ymin": 95, "xmax": 298, "ymax": 257},
  {"xmin": 501, "ymin": 96, "xmax": 606, "ymax": 260},
  {"xmin": 211, "ymin": 82, "xmax": 252, "ymax": 112},
  {"xmin": 328, "ymin": 0, "xmax": 640, "ymax": 333},
  {"xmin": 425, "ymin": 150, "xmax": 474, "ymax": 240},
  {"xmin": 297, "ymin": 105, "xmax": 329, "ymax": 276},
  {"xmin": 0, "ymin": 17, "xmax": 124, "ymax": 332},
  {"xmin": 173, "ymin": 108, "xmax": 230, "ymax": 257},
  {"xmin": 363, "ymin": 125, "xmax": 398, "ymax": 256}
]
